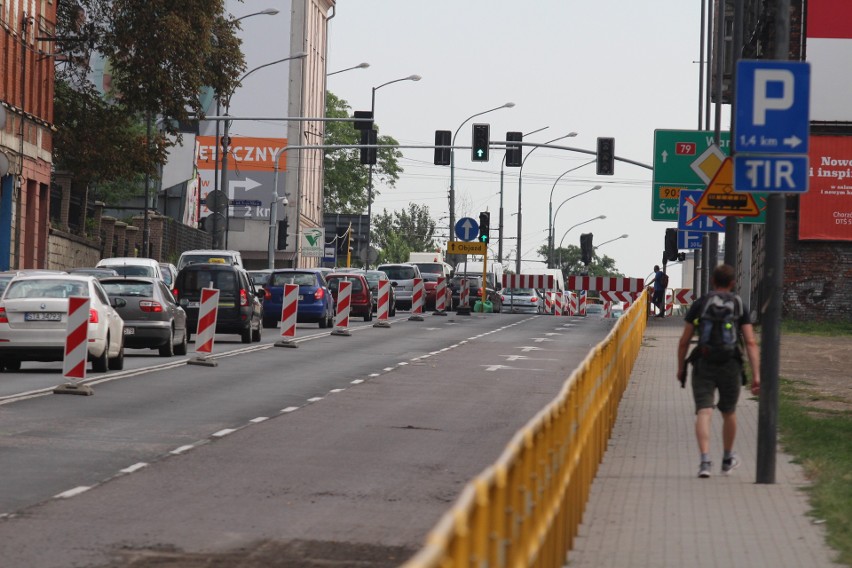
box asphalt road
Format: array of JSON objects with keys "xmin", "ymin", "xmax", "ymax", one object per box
[{"xmin": 0, "ymin": 312, "xmax": 613, "ymax": 567}]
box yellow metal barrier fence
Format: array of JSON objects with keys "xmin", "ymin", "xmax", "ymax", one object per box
[{"xmin": 404, "ymin": 289, "xmax": 649, "ymax": 568}]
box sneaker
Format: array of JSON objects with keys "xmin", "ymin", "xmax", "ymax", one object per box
[
  {"xmin": 722, "ymin": 454, "xmax": 741, "ymax": 475},
  {"xmin": 698, "ymin": 461, "xmax": 712, "ymax": 478}
]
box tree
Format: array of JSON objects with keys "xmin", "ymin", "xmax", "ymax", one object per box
[
  {"xmin": 52, "ymin": 1, "xmax": 245, "ymax": 195},
  {"xmin": 324, "ymin": 92, "xmax": 402, "ymax": 213},
  {"xmin": 539, "ymin": 244, "xmax": 624, "ymax": 278},
  {"xmin": 372, "ymin": 203, "xmax": 438, "ymax": 263}
]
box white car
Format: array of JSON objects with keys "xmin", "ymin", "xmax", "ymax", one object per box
[{"xmin": 0, "ymin": 274, "xmax": 126, "ymax": 372}]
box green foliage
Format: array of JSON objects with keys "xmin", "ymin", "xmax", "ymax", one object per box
[
  {"xmin": 782, "ymin": 320, "xmax": 852, "ymax": 336},
  {"xmin": 372, "ymin": 204, "xmax": 437, "ymax": 262},
  {"xmin": 540, "ymin": 244, "xmax": 624, "ymax": 278},
  {"xmin": 324, "ymin": 92, "xmax": 402, "ymax": 213},
  {"xmin": 779, "ymin": 378, "xmax": 852, "ymax": 564}
]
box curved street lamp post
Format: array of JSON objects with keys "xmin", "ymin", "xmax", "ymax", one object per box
[
  {"xmin": 557, "ymin": 214, "xmax": 606, "ymax": 267},
  {"xmin": 548, "ymin": 183, "xmax": 600, "ymax": 267}
]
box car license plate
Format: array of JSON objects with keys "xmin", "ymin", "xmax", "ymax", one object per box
[
  {"xmin": 123, "ymin": 327, "xmax": 135, "ymax": 335},
  {"xmin": 25, "ymin": 312, "xmax": 62, "ymax": 321},
  {"xmin": 187, "ymin": 301, "xmax": 200, "ymax": 308}
]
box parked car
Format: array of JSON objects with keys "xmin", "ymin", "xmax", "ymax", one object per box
[
  {"xmin": 449, "ymin": 275, "xmax": 503, "ymax": 312},
  {"xmin": 100, "ymin": 276, "xmax": 188, "ymax": 357},
  {"xmin": 69, "ymin": 267, "xmax": 120, "ymax": 280},
  {"xmin": 502, "ymin": 287, "xmax": 544, "ymax": 314},
  {"xmin": 172, "ymin": 263, "xmax": 262, "ymax": 344},
  {"xmin": 248, "ymin": 269, "xmax": 273, "ymax": 289},
  {"xmin": 363, "ymin": 269, "xmax": 396, "ymax": 316},
  {"xmin": 0, "ymin": 274, "xmax": 125, "ymax": 372},
  {"xmin": 376, "ymin": 263, "xmax": 422, "ymax": 311},
  {"xmin": 325, "ymin": 272, "xmax": 373, "ymax": 322},
  {"xmin": 159, "ymin": 263, "xmax": 178, "ymax": 287},
  {"xmin": 96, "ymin": 257, "xmax": 164, "ymax": 281},
  {"xmin": 260, "ymin": 269, "xmax": 335, "ymax": 329},
  {"xmin": 585, "ymin": 303, "xmax": 606, "ymax": 319},
  {"xmin": 611, "ymin": 306, "xmax": 625, "ymax": 319},
  {"xmin": 0, "ymin": 269, "xmax": 68, "ymax": 296},
  {"xmin": 176, "ymin": 249, "xmax": 243, "ymax": 271}
]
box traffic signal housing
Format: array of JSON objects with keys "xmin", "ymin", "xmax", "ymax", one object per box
[
  {"xmin": 352, "ymin": 110, "xmax": 373, "ymax": 131},
  {"xmin": 580, "ymin": 232, "xmax": 594, "ymax": 265},
  {"xmin": 664, "ymin": 228, "xmax": 678, "ymax": 262},
  {"xmin": 471, "ymin": 123, "xmax": 490, "ymax": 162},
  {"xmin": 360, "ymin": 128, "xmax": 377, "ymax": 165},
  {"xmin": 434, "ymin": 130, "xmax": 451, "ymax": 166},
  {"xmin": 276, "ymin": 218, "xmax": 289, "ymax": 250},
  {"xmin": 478, "ymin": 211, "xmax": 490, "ymax": 244},
  {"xmin": 505, "ymin": 131, "xmax": 523, "ymax": 167},
  {"xmin": 596, "ymin": 137, "xmax": 615, "ymax": 175}
]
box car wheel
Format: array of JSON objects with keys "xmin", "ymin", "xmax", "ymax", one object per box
[
  {"xmin": 241, "ymin": 324, "xmax": 252, "ymax": 344},
  {"xmin": 109, "ymin": 338, "xmax": 125, "ymax": 370},
  {"xmin": 92, "ymin": 336, "xmax": 109, "ymax": 373},
  {"xmin": 364, "ymin": 310, "xmax": 372, "ymax": 322},
  {"xmin": 319, "ymin": 311, "xmax": 328, "ymax": 328},
  {"xmin": 175, "ymin": 328, "xmax": 188, "ymax": 356},
  {"xmin": 4, "ymin": 359, "xmax": 20, "ymax": 372},
  {"xmin": 252, "ymin": 320, "xmax": 262, "ymax": 342},
  {"xmin": 159, "ymin": 327, "xmax": 175, "ymax": 357}
]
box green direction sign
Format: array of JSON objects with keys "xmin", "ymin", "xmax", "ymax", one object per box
[{"xmin": 653, "ymin": 130, "xmax": 731, "ymax": 221}]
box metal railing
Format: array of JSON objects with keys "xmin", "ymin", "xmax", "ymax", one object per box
[{"xmin": 404, "ymin": 289, "xmax": 649, "ymax": 567}]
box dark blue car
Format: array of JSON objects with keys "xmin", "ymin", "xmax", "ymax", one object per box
[{"xmin": 261, "ymin": 269, "xmax": 335, "ymax": 328}]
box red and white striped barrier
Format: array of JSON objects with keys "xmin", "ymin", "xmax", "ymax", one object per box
[
  {"xmin": 331, "ymin": 280, "xmax": 352, "ymax": 336},
  {"xmin": 544, "ymin": 291, "xmax": 553, "ymax": 314},
  {"xmin": 599, "ymin": 290, "xmax": 640, "ymax": 304},
  {"xmin": 374, "ymin": 279, "xmax": 391, "ymax": 328},
  {"xmin": 579, "ymin": 291, "xmax": 587, "ymax": 316},
  {"xmin": 434, "ymin": 276, "xmax": 447, "ymax": 314},
  {"xmin": 604, "ymin": 301, "xmax": 613, "ymax": 318},
  {"xmin": 459, "ymin": 279, "xmax": 469, "ymax": 309},
  {"xmin": 411, "ymin": 278, "xmax": 425, "ymax": 321},
  {"xmin": 275, "ymin": 283, "xmax": 299, "ymax": 347},
  {"xmin": 63, "ymin": 296, "xmax": 90, "ymax": 380},
  {"xmin": 554, "ymin": 290, "xmax": 563, "ymax": 316},
  {"xmin": 567, "ymin": 292, "xmax": 578, "ymax": 316},
  {"xmin": 674, "ymin": 288, "xmax": 695, "ymax": 305},
  {"xmin": 666, "ymin": 290, "xmax": 674, "ymax": 316},
  {"xmin": 502, "ymin": 274, "xmax": 555, "ymax": 290},
  {"xmin": 188, "ymin": 287, "xmax": 220, "ymax": 367},
  {"xmin": 566, "ymin": 276, "xmax": 645, "ymax": 292}
]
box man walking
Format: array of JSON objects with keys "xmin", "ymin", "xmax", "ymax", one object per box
[
  {"xmin": 677, "ymin": 264, "xmax": 761, "ymax": 478},
  {"xmin": 652, "ymin": 265, "xmax": 667, "ymax": 317}
]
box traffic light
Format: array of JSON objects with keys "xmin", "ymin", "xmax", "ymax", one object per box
[
  {"xmin": 434, "ymin": 130, "xmax": 451, "ymax": 166},
  {"xmin": 360, "ymin": 128, "xmax": 377, "ymax": 165},
  {"xmin": 471, "ymin": 123, "xmax": 490, "ymax": 162},
  {"xmin": 505, "ymin": 131, "xmax": 523, "ymax": 167},
  {"xmin": 478, "ymin": 211, "xmax": 490, "ymax": 244},
  {"xmin": 596, "ymin": 137, "xmax": 615, "ymax": 175},
  {"xmin": 580, "ymin": 233, "xmax": 594, "ymax": 265},
  {"xmin": 352, "ymin": 110, "xmax": 373, "ymax": 131},
  {"xmin": 664, "ymin": 228, "xmax": 678, "ymax": 262},
  {"xmin": 276, "ymin": 218, "xmax": 289, "ymax": 250}
]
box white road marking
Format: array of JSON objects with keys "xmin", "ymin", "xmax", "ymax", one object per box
[
  {"xmin": 517, "ymin": 346, "xmax": 546, "ymax": 352},
  {"xmin": 170, "ymin": 445, "xmax": 196, "ymax": 455},
  {"xmin": 212, "ymin": 428, "xmax": 236, "ymax": 438},
  {"xmin": 532, "ymin": 337, "xmax": 554, "ymax": 343},
  {"xmin": 481, "ymin": 364, "xmax": 544, "ymax": 372},
  {"xmin": 281, "ymin": 406, "xmax": 300, "ymax": 413},
  {"xmin": 351, "ymin": 379, "xmax": 364, "ymax": 384},
  {"xmin": 307, "ymin": 397, "xmax": 324, "ymax": 403},
  {"xmin": 329, "ymin": 389, "xmax": 344, "ymax": 393},
  {"xmin": 398, "ymin": 362, "xmax": 408, "ymax": 366},
  {"xmin": 250, "ymin": 417, "xmax": 269, "ymax": 423},
  {"xmin": 369, "ymin": 373, "xmax": 381, "ymax": 377},
  {"xmin": 120, "ymin": 462, "xmax": 148, "ymax": 474},
  {"xmin": 55, "ymin": 486, "xmax": 91, "ymax": 499},
  {"xmin": 383, "ymin": 367, "xmax": 395, "ymax": 372},
  {"xmin": 503, "ymin": 355, "xmax": 559, "ymax": 362}
]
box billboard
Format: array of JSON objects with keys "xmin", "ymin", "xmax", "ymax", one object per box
[
  {"xmin": 799, "ymin": 135, "xmax": 852, "ymax": 241},
  {"xmin": 807, "ymin": 0, "xmax": 852, "ymax": 122}
]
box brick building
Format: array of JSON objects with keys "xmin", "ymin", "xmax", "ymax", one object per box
[{"xmin": 0, "ymin": 1, "xmax": 56, "ymax": 270}]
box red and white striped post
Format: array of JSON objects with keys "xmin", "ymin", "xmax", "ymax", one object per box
[
  {"xmin": 554, "ymin": 289, "xmax": 563, "ymax": 316},
  {"xmin": 275, "ymin": 283, "xmax": 299, "ymax": 347},
  {"xmin": 433, "ymin": 276, "xmax": 447, "ymax": 316},
  {"xmin": 457, "ymin": 278, "xmax": 470, "ymax": 315},
  {"xmin": 188, "ymin": 287, "xmax": 219, "ymax": 366},
  {"xmin": 410, "ymin": 278, "xmax": 425, "ymax": 321},
  {"xmin": 579, "ymin": 290, "xmax": 587, "ymax": 316},
  {"xmin": 373, "ymin": 279, "xmax": 391, "ymax": 328},
  {"xmin": 604, "ymin": 300, "xmax": 613, "ymax": 318},
  {"xmin": 544, "ymin": 292, "xmax": 553, "ymax": 314},
  {"xmin": 568, "ymin": 292, "xmax": 578, "ymax": 316},
  {"xmin": 331, "ymin": 280, "xmax": 352, "ymax": 336},
  {"xmin": 55, "ymin": 296, "xmax": 94, "ymax": 395}
]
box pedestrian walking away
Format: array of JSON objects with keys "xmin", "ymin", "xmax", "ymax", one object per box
[
  {"xmin": 676, "ymin": 264, "xmax": 761, "ymax": 478},
  {"xmin": 652, "ymin": 264, "xmax": 667, "ymax": 317}
]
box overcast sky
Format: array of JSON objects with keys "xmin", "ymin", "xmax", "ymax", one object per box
[{"xmin": 228, "ymin": 1, "xmax": 734, "ymax": 286}]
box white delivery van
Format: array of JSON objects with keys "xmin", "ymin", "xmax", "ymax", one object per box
[
  {"xmin": 453, "ymin": 260, "xmax": 504, "ymax": 291},
  {"xmin": 408, "ymin": 251, "xmax": 444, "ymax": 264}
]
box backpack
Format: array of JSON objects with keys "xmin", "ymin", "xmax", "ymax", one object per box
[
  {"xmin": 661, "ymin": 272, "xmax": 669, "ymax": 288},
  {"xmin": 696, "ymin": 292, "xmax": 742, "ymax": 364}
]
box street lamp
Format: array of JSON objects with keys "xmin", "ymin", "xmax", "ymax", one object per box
[
  {"xmin": 595, "ymin": 233, "xmax": 629, "ymax": 249},
  {"xmin": 219, "ymin": 51, "xmax": 308, "ymax": 248},
  {"xmin": 235, "ymin": 8, "xmax": 279, "ymax": 19},
  {"xmin": 548, "ymin": 182, "xmax": 600, "ymax": 267},
  {"xmin": 515, "ymin": 131, "xmax": 578, "ymax": 274},
  {"xmin": 449, "ymin": 102, "xmax": 515, "ymax": 255},
  {"xmin": 364, "ymin": 74, "xmax": 421, "ymax": 268},
  {"xmin": 557, "ymin": 214, "xmax": 606, "ymax": 267},
  {"xmin": 327, "ymin": 62, "xmax": 370, "ymax": 76}
]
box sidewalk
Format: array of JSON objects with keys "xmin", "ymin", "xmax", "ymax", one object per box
[{"xmin": 567, "ymin": 316, "xmax": 840, "ymax": 567}]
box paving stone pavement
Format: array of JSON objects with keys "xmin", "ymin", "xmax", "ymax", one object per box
[{"xmin": 566, "ymin": 316, "xmax": 841, "ymax": 568}]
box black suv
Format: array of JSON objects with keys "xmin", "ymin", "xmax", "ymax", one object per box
[
  {"xmin": 449, "ymin": 275, "xmax": 503, "ymax": 313},
  {"xmin": 173, "ymin": 263, "xmax": 263, "ymax": 344}
]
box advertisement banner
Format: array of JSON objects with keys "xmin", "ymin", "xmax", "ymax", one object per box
[
  {"xmin": 301, "ymin": 228, "xmax": 325, "ymax": 258},
  {"xmin": 800, "ymin": 135, "xmax": 852, "ymax": 241}
]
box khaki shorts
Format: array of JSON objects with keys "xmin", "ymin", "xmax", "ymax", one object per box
[{"xmin": 691, "ymin": 357, "xmax": 742, "ymax": 413}]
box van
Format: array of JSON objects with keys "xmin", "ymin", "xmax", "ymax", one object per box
[
  {"xmin": 96, "ymin": 257, "xmax": 164, "ymax": 281},
  {"xmin": 177, "ymin": 249, "xmax": 244, "ymax": 271},
  {"xmin": 376, "ymin": 263, "xmax": 422, "ymax": 310},
  {"xmin": 453, "ymin": 260, "xmax": 504, "ymax": 292}
]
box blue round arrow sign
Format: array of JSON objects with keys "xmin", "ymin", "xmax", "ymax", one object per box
[{"xmin": 455, "ymin": 217, "xmax": 479, "ymax": 242}]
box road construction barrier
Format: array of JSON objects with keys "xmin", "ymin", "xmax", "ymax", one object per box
[
  {"xmin": 554, "ymin": 290, "xmax": 563, "ymax": 316},
  {"xmin": 63, "ymin": 296, "xmax": 89, "ymax": 380},
  {"xmin": 434, "ymin": 277, "xmax": 447, "ymax": 314},
  {"xmin": 459, "ymin": 279, "xmax": 469, "ymax": 308},
  {"xmin": 579, "ymin": 290, "xmax": 587, "ymax": 316},
  {"xmin": 567, "ymin": 291, "xmax": 578, "ymax": 316},
  {"xmin": 331, "ymin": 280, "xmax": 352, "ymax": 336},
  {"xmin": 374, "ymin": 279, "xmax": 391, "ymax": 328},
  {"xmin": 403, "ymin": 289, "xmax": 649, "ymax": 568},
  {"xmin": 565, "ymin": 275, "xmax": 645, "ymax": 293},
  {"xmin": 502, "ymin": 274, "xmax": 555, "ymax": 289},
  {"xmin": 544, "ymin": 291, "xmax": 553, "ymax": 314},
  {"xmin": 411, "ymin": 278, "xmax": 425, "ymax": 321},
  {"xmin": 275, "ymin": 283, "xmax": 299, "ymax": 347},
  {"xmin": 674, "ymin": 288, "xmax": 694, "ymax": 305},
  {"xmin": 188, "ymin": 287, "xmax": 220, "ymax": 366},
  {"xmin": 604, "ymin": 300, "xmax": 612, "ymax": 318}
]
